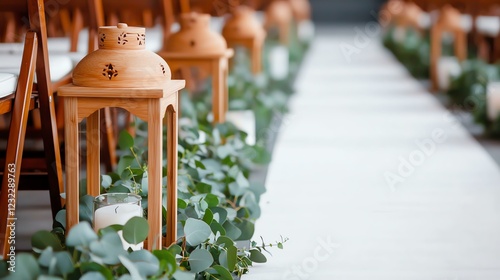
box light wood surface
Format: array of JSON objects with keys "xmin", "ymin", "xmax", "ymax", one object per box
[
  {"xmin": 158, "ymin": 51, "xmax": 233, "ymax": 124},
  {"xmin": 222, "ymin": 6, "xmax": 266, "ymax": 74},
  {"xmin": 0, "ymin": 31, "xmax": 37, "ymax": 258},
  {"xmin": 60, "ymin": 80, "xmax": 184, "ymax": 251},
  {"xmin": 87, "ymin": 110, "xmax": 101, "ymax": 197}
]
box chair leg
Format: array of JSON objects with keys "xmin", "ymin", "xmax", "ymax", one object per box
[
  {"xmin": 1, "ymin": 31, "xmax": 38, "ymax": 258},
  {"xmin": 28, "ymin": 0, "xmax": 64, "ymax": 217}
]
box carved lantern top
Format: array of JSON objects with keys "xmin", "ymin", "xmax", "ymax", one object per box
[
  {"xmin": 163, "ymin": 13, "xmax": 228, "ymax": 55},
  {"xmin": 72, "ymin": 23, "xmax": 172, "ymax": 88},
  {"xmin": 264, "ymin": 0, "xmax": 293, "ymax": 29},
  {"xmin": 222, "ymin": 6, "xmax": 266, "ymax": 40},
  {"xmin": 396, "ymin": 2, "xmax": 423, "ymax": 29},
  {"xmin": 288, "ymin": 0, "xmax": 311, "ymax": 22},
  {"xmin": 437, "ymin": 5, "xmax": 463, "ymax": 31}
]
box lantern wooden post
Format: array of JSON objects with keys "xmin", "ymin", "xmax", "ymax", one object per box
[
  {"xmin": 60, "ymin": 23, "xmax": 185, "ymax": 250},
  {"xmin": 430, "ymin": 5, "xmax": 467, "ymax": 92},
  {"xmin": 264, "ymin": 0, "xmax": 293, "ymax": 45},
  {"xmin": 158, "ymin": 13, "xmax": 233, "ymax": 124},
  {"xmin": 222, "ymin": 6, "xmax": 266, "ymax": 75}
]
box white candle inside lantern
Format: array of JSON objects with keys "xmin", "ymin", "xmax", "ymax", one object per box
[
  {"xmin": 298, "ymin": 20, "xmax": 315, "ymax": 43},
  {"xmin": 437, "ymin": 56, "xmax": 462, "ymax": 90},
  {"xmin": 226, "ymin": 110, "xmax": 256, "ymax": 145},
  {"xmin": 487, "ymin": 82, "xmax": 500, "ymax": 120},
  {"xmin": 269, "ymin": 45, "xmax": 289, "ymax": 80},
  {"xmin": 94, "ymin": 193, "xmax": 143, "ymax": 250}
]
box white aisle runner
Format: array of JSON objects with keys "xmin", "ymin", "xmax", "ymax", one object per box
[{"xmin": 245, "ymin": 27, "xmax": 500, "ymax": 280}]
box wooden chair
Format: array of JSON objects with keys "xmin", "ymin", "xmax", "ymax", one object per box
[{"xmin": 0, "ymin": 0, "xmax": 64, "ymax": 258}]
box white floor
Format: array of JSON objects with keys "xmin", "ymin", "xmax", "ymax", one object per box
[{"xmin": 245, "ymin": 27, "xmax": 500, "ymax": 280}]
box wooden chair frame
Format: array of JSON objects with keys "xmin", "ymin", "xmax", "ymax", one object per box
[{"xmin": 0, "ymin": 0, "xmax": 64, "ymax": 258}]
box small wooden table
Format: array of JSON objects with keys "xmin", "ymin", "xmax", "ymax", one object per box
[{"xmin": 59, "ymin": 80, "xmax": 185, "ymax": 250}]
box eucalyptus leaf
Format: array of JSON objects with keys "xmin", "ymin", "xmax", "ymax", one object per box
[
  {"xmin": 80, "ymin": 262, "xmax": 114, "ymax": 279},
  {"xmin": 81, "ymin": 272, "xmax": 106, "ymax": 280},
  {"xmin": 38, "ymin": 247, "xmax": 54, "ymax": 267},
  {"xmin": 38, "ymin": 276, "xmax": 64, "ymax": 280},
  {"xmin": 203, "ymin": 208, "xmax": 214, "ymax": 224},
  {"xmin": 210, "ymin": 207, "xmax": 228, "ymax": 224},
  {"xmin": 7, "ymin": 253, "xmax": 40, "ymax": 279},
  {"xmin": 31, "ymin": 231, "xmax": 63, "ymax": 252},
  {"xmin": 222, "ymin": 221, "xmax": 242, "ymax": 240},
  {"xmin": 228, "ymin": 165, "xmax": 239, "ymax": 179},
  {"xmin": 153, "ymin": 250, "xmax": 177, "ymax": 275},
  {"xmin": 117, "ymin": 155, "xmax": 135, "ymax": 176},
  {"xmin": 212, "ymin": 265, "xmax": 233, "ymax": 279},
  {"xmin": 234, "ymin": 219, "xmax": 255, "ymax": 241},
  {"xmin": 226, "ymin": 245, "xmax": 237, "ymax": 271},
  {"xmin": 249, "ymin": 249, "xmax": 267, "ymax": 263},
  {"xmin": 79, "ymin": 195, "xmax": 95, "ymax": 224},
  {"xmin": 66, "ymin": 222, "xmax": 98, "ymax": 248},
  {"xmin": 203, "ymin": 194, "xmax": 219, "ymax": 208},
  {"xmin": 201, "ymin": 159, "xmax": 222, "ymax": 172},
  {"xmin": 195, "ymin": 182, "xmax": 212, "ymax": 194},
  {"xmin": 0, "ymin": 261, "xmax": 8, "ymax": 278},
  {"xmin": 235, "ymin": 172, "xmax": 250, "ymax": 188},
  {"xmin": 216, "ymin": 146, "xmax": 234, "ymax": 159},
  {"xmin": 89, "ymin": 231, "xmax": 126, "ymax": 265},
  {"xmin": 188, "ymin": 248, "xmax": 213, "ymax": 273},
  {"xmin": 52, "ymin": 251, "xmax": 75, "ymax": 276},
  {"xmin": 172, "ymin": 270, "xmax": 196, "ymax": 280},
  {"xmin": 118, "ymin": 130, "xmax": 135, "ymax": 150},
  {"xmin": 118, "ymin": 255, "xmax": 143, "ymax": 280},
  {"xmin": 178, "ymin": 198, "xmax": 188, "ymax": 209},
  {"xmin": 167, "ymin": 244, "xmax": 182, "ymax": 256},
  {"xmin": 216, "ymin": 236, "xmax": 235, "ymax": 249},
  {"xmin": 101, "ymin": 175, "xmax": 113, "ymax": 188},
  {"xmin": 140, "ymin": 172, "xmax": 149, "ymax": 196},
  {"xmin": 210, "ymin": 220, "xmax": 226, "ymax": 236},
  {"xmin": 98, "ymin": 224, "xmax": 124, "ymax": 236},
  {"xmin": 228, "ymin": 182, "xmax": 245, "ymax": 197},
  {"xmin": 107, "ymin": 184, "xmax": 131, "ymax": 194},
  {"xmin": 54, "ymin": 210, "xmax": 66, "ymax": 229},
  {"xmin": 127, "ymin": 250, "xmax": 160, "ymax": 277},
  {"xmin": 218, "ymin": 250, "xmax": 228, "ymax": 269},
  {"xmin": 123, "ymin": 217, "xmax": 149, "ymax": 245},
  {"xmin": 225, "ymin": 208, "xmax": 237, "ymax": 221},
  {"xmin": 184, "ymin": 218, "xmax": 211, "ymax": 246},
  {"xmin": 195, "ymin": 160, "xmax": 206, "ymax": 169}
]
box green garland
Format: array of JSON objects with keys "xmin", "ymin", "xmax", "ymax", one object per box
[{"xmin": 0, "ymin": 24, "xmax": 310, "ymax": 280}]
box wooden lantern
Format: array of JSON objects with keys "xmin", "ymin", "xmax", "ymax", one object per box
[
  {"xmin": 59, "ymin": 23, "xmax": 185, "ymax": 250},
  {"xmin": 264, "ymin": 0, "xmax": 293, "ymax": 45},
  {"xmin": 395, "ymin": 2, "xmax": 425, "ymax": 35},
  {"xmin": 288, "ymin": 0, "xmax": 311, "ymax": 23},
  {"xmin": 159, "ymin": 12, "xmax": 233, "ymax": 124},
  {"xmin": 222, "ymin": 6, "xmax": 266, "ymax": 74},
  {"xmin": 430, "ymin": 5, "xmax": 467, "ymax": 92}
]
